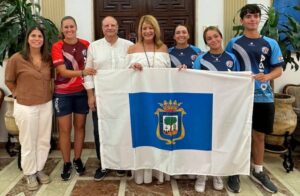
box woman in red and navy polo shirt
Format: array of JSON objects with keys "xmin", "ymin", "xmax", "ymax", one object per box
[{"xmin": 51, "ymin": 16, "xmax": 95, "ymax": 181}]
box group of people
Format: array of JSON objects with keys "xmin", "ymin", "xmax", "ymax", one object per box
[{"xmin": 4, "ymin": 3, "xmax": 284, "ymax": 194}]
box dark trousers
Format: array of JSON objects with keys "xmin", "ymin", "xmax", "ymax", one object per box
[{"xmin": 92, "ymin": 111, "xmax": 100, "ymax": 161}]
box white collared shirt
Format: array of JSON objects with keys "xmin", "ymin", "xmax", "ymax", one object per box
[{"xmin": 83, "ymin": 37, "xmax": 133, "ymax": 89}]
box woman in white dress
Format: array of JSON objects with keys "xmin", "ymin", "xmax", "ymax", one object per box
[{"xmin": 126, "ymin": 15, "xmax": 171, "ymax": 184}]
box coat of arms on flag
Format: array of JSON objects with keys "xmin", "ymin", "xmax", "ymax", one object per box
[
  {"xmin": 155, "ymin": 100, "xmax": 186, "ymax": 145},
  {"xmin": 94, "ymin": 69, "xmax": 253, "ymax": 175},
  {"xmin": 129, "ymin": 92, "xmax": 213, "ymax": 151}
]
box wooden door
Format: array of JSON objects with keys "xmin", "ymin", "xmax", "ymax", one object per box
[{"xmin": 94, "ymin": 0, "xmax": 195, "ymax": 47}]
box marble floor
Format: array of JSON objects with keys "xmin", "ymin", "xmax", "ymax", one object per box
[{"xmin": 0, "ymin": 148, "xmax": 299, "ymax": 196}]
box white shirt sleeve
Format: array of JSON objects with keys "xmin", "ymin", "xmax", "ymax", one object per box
[{"xmin": 83, "ymin": 44, "xmax": 95, "ymax": 90}]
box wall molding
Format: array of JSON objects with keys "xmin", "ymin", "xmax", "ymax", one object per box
[
  {"xmin": 41, "ymin": 0, "xmax": 65, "ymax": 29},
  {"xmin": 223, "ymin": 0, "xmax": 246, "ymax": 45}
]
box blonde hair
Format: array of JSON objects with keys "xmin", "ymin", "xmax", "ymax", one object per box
[{"xmin": 137, "ymin": 15, "xmax": 163, "ymax": 48}]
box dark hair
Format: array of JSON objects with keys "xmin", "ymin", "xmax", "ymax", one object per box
[
  {"xmin": 60, "ymin": 16, "xmax": 77, "ymax": 39},
  {"xmin": 173, "ymin": 24, "xmax": 189, "ymax": 36},
  {"xmin": 21, "ymin": 26, "xmax": 50, "ymax": 63},
  {"xmin": 240, "ymin": 4, "xmax": 261, "ymax": 19},
  {"xmin": 203, "ymin": 26, "xmax": 223, "ymax": 45}
]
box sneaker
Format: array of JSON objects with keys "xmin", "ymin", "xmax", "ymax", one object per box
[
  {"xmin": 250, "ymin": 170, "xmax": 278, "ymax": 193},
  {"xmin": 61, "ymin": 162, "xmax": 72, "ymax": 181},
  {"xmin": 36, "ymin": 171, "xmax": 50, "ymax": 184},
  {"xmin": 195, "ymin": 175, "xmax": 206, "ymax": 193},
  {"xmin": 26, "ymin": 174, "xmax": 39, "ymax": 191},
  {"xmin": 116, "ymin": 170, "xmax": 126, "ymax": 177},
  {"xmin": 73, "ymin": 158, "xmax": 85, "ymax": 176},
  {"xmin": 227, "ymin": 175, "xmax": 241, "ymax": 193},
  {"xmin": 94, "ymin": 168, "xmax": 107, "ymax": 181},
  {"xmin": 213, "ymin": 176, "xmax": 224, "ymax": 190}
]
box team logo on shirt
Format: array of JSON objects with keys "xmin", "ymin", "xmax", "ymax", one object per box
[
  {"xmin": 248, "ymin": 42, "xmax": 255, "ymax": 46},
  {"xmin": 226, "ymin": 60, "xmax": 233, "ymax": 68},
  {"xmin": 82, "ymin": 49, "xmax": 87, "ymax": 57},
  {"xmin": 258, "ymin": 63, "xmax": 265, "ymax": 73},
  {"xmin": 259, "ymin": 55, "xmax": 266, "ymax": 73},
  {"xmin": 82, "ymin": 49, "xmax": 87, "ymax": 64},
  {"xmin": 278, "ymin": 56, "xmax": 284, "ymax": 62},
  {"xmin": 155, "ymin": 100, "xmax": 186, "ymax": 144},
  {"xmin": 261, "ymin": 83, "xmax": 268, "ymax": 91},
  {"xmin": 191, "ymin": 54, "xmax": 198, "ymax": 61},
  {"xmin": 261, "ymin": 47, "xmax": 269, "ymax": 54}
]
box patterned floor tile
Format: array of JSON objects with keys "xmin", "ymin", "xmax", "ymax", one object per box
[
  {"xmin": 125, "ymin": 180, "xmax": 173, "ymax": 196},
  {"xmin": 71, "ymin": 180, "xmax": 120, "ymax": 196},
  {"xmin": 5, "ymin": 158, "xmax": 60, "ymax": 196},
  {"xmin": 249, "ymin": 168, "xmax": 294, "ymax": 196},
  {"xmin": 176, "ymin": 177, "xmax": 227, "ymax": 196},
  {"xmin": 0, "ymin": 157, "xmax": 15, "ymax": 171},
  {"xmin": 1, "ymin": 149, "xmax": 300, "ymax": 195},
  {"xmin": 84, "ymin": 157, "xmax": 131, "ymax": 178}
]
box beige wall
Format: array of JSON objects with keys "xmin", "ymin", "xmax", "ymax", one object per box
[
  {"xmin": 223, "ymin": 0, "xmax": 246, "ymax": 45},
  {"xmin": 41, "ymin": 0, "xmax": 65, "ymax": 29}
]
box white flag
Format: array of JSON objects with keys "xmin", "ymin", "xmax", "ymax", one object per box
[{"xmin": 95, "ymin": 68, "xmax": 254, "ymax": 176}]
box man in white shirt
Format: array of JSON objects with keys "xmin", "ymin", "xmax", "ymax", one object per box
[{"xmin": 84, "ymin": 16, "xmax": 133, "ymax": 181}]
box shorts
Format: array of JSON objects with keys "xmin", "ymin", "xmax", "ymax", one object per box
[
  {"xmin": 53, "ymin": 91, "xmax": 89, "ymax": 117},
  {"xmin": 252, "ymin": 102, "xmax": 275, "ymax": 134}
]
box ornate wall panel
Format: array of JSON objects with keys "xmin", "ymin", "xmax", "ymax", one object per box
[
  {"xmin": 101, "ymin": 0, "xmax": 139, "ymax": 12},
  {"xmin": 147, "ymin": 0, "xmax": 189, "ymax": 12},
  {"xmin": 94, "ymin": 0, "xmax": 195, "ymax": 47}
]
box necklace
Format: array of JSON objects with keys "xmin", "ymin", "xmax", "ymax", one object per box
[
  {"xmin": 143, "ymin": 42, "xmax": 156, "ymax": 67},
  {"xmin": 176, "ymin": 44, "xmax": 188, "ymax": 56},
  {"xmin": 178, "ymin": 50, "xmax": 184, "ymax": 56},
  {"xmin": 210, "ymin": 52, "xmax": 224, "ymax": 62}
]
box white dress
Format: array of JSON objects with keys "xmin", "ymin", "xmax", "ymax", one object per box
[
  {"xmin": 126, "ymin": 52, "xmax": 171, "ymax": 184},
  {"xmin": 126, "ymin": 52, "xmax": 171, "ymax": 69}
]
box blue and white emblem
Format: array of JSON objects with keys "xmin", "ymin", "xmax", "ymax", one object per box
[{"xmin": 155, "ymin": 100, "xmax": 186, "ymax": 144}]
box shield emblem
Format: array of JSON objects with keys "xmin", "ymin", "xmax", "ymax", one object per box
[
  {"xmin": 155, "ymin": 100, "xmax": 186, "ymax": 144},
  {"xmin": 160, "ymin": 112, "xmax": 181, "ymax": 138}
]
